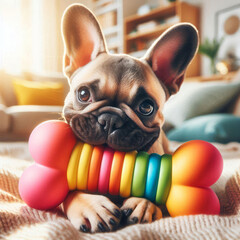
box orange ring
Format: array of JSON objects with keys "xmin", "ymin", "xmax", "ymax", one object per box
[
  {"xmin": 87, "ymin": 145, "xmax": 104, "ymax": 192},
  {"xmin": 109, "ymin": 151, "xmax": 125, "ymax": 195}
]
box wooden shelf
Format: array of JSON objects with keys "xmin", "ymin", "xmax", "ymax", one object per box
[
  {"xmin": 129, "ymin": 49, "xmax": 147, "ymax": 58},
  {"xmin": 94, "ymin": 0, "xmax": 123, "ymax": 53},
  {"xmin": 185, "ymin": 71, "xmax": 237, "ymax": 82},
  {"xmin": 103, "ymin": 25, "xmax": 119, "ymax": 36},
  {"xmin": 126, "ymin": 23, "xmax": 172, "ymax": 41},
  {"xmin": 94, "ymin": 0, "xmax": 114, "ymax": 8},
  {"xmin": 108, "ymin": 42, "xmax": 121, "ymax": 50},
  {"xmin": 95, "ymin": 2, "xmax": 118, "ymax": 16},
  {"xmin": 125, "ymin": 3, "xmax": 176, "ymax": 25},
  {"xmin": 124, "ymin": 1, "xmax": 201, "ymax": 77}
]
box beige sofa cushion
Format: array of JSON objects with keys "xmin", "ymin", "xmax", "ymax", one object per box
[
  {"xmin": 0, "ymin": 71, "xmax": 69, "ymax": 140},
  {"xmin": 0, "ymin": 104, "xmax": 10, "ymax": 132},
  {"xmin": 1, "ymin": 105, "xmax": 63, "ymax": 140},
  {"xmin": 0, "ymin": 93, "xmax": 6, "ymax": 106},
  {"xmin": 0, "ymin": 71, "xmax": 17, "ymax": 106}
]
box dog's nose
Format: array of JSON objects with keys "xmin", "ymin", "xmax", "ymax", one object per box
[{"xmin": 98, "ymin": 113, "xmax": 124, "ymax": 133}]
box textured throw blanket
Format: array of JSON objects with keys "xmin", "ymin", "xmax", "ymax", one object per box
[{"xmin": 0, "ymin": 141, "xmax": 240, "ymax": 240}]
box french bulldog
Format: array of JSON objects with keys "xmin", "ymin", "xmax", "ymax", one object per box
[{"xmin": 61, "ymin": 4, "xmax": 198, "ymax": 233}]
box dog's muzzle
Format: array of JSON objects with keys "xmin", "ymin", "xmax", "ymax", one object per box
[{"xmin": 70, "ymin": 109, "xmax": 159, "ymax": 152}]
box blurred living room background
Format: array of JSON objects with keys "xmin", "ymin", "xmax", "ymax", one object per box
[{"xmin": 1, "ymin": 0, "xmax": 240, "ymax": 143}]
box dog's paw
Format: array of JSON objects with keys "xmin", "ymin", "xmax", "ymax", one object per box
[
  {"xmin": 63, "ymin": 191, "xmax": 122, "ymax": 233},
  {"xmin": 121, "ymin": 197, "xmax": 162, "ymax": 225}
]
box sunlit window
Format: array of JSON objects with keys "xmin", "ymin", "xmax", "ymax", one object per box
[
  {"xmin": 0, "ymin": 0, "xmax": 61, "ymax": 75},
  {"xmin": 0, "ymin": 0, "xmax": 23, "ymax": 74}
]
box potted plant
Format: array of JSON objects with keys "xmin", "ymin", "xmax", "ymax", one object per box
[{"xmin": 198, "ymin": 37, "xmax": 223, "ymax": 74}]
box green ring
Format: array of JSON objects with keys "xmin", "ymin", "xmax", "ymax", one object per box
[
  {"xmin": 131, "ymin": 151, "xmax": 149, "ymax": 197},
  {"xmin": 155, "ymin": 154, "xmax": 172, "ymax": 205}
]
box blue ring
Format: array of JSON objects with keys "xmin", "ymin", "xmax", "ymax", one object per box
[{"xmin": 144, "ymin": 153, "xmax": 161, "ymax": 202}]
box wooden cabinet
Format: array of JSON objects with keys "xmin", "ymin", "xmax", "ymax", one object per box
[
  {"xmin": 92, "ymin": 0, "xmax": 146, "ymax": 54},
  {"xmin": 185, "ymin": 71, "xmax": 237, "ymax": 82},
  {"xmin": 124, "ymin": 1, "xmax": 200, "ymax": 77}
]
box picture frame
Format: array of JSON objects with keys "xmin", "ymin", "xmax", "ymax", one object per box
[{"xmin": 215, "ymin": 4, "xmax": 240, "ymax": 68}]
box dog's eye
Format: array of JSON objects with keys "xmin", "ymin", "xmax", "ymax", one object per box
[
  {"xmin": 138, "ymin": 100, "xmax": 154, "ymax": 116},
  {"xmin": 77, "ymin": 87, "xmax": 91, "ymax": 102}
]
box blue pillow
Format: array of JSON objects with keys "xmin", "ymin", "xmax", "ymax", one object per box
[
  {"xmin": 163, "ymin": 81, "xmax": 240, "ymax": 127},
  {"xmin": 167, "ymin": 114, "xmax": 240, "ymax": 143}
]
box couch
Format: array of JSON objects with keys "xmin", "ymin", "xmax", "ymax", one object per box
[
  {"xmin": 163, "ymin": 70, "xmax": 240, "ymax": 143},
  {"xmin": 0, "ymin": 71, "xmax": 69, "ymax": 141}
]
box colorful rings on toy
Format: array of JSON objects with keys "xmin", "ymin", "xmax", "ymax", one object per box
[
  {"xmin": 87, "ymin": 145, "xmax": 104, "ymax": 192},
  {"xmin": 98, "ymin": 147, "xmax": 114, "ymax": 194},
  {"xmin": 120, "ymin": 151, "xmax": 137, "ymax": 197},
  {"xmin": 155, "ymin": 154, "xmax": 172, "ymax": 205},
  {"xmin": 109, "ymin": 151, "xmax": 125, "ymax": 195},
  {"xmin": 66, "ymin": 142, "xmax": 172, "ymax": 204},
  {"xmin": 77, "ymin": 143, "xmax": 93, "ymax": 190},
  {"xmin": 132, "ymin": 151, "xmax": 149, "ymax": 197},
  {"xmin": 67, "ymin": 142, "xmax": 83, "ymax": 190},
  {"xmin": 145, "ymin": 153, "xmax": 161, "ymax": 202}
]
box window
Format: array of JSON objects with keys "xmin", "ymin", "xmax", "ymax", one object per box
[{"xmin": 0, "ymin": 0, "xmax": 61, "ymax": 75}]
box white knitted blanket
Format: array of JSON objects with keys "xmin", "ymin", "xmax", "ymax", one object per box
[{"xmin": 0, "ymin": 141, "xmax": 240, "ymax": 240}]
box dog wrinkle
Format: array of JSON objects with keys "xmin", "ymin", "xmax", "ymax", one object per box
[
  {"xmin": 102, "ymin": 55, "xmax": 146, "ymax": 85},
  {"xmin": 120, "ymin": 103, "xmax": 160, "ymax": 133}
]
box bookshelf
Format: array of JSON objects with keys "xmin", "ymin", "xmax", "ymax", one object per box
[
  {"xmin": 93, "ymin": 0, "xmax": 123, "ymax": 53},
  {"xmin": 124, "ymin": 1, "xmax": 200, "ymax": 77}
]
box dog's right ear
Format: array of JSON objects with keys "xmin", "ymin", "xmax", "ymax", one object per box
[
  {"xmin": 61, "ymin": 4, "xmax": 107, "ymax": 78},
  {"xmin": 143, "ymin": 23, "xmax": 198, "ymax": 96}
]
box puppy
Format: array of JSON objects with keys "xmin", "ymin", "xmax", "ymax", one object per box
[{"xmin": 61, "ymin": 4, "xmax": 198, "ymax": 233}]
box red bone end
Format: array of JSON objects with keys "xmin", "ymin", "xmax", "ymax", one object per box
[
  {"xmin": 29, "ymin": 120, "xmax": 76, "ymax": 171},
  {"xmin": 172, "ymin": 140, "xmax": 223, "ymax": 187},
  {"xmin": 19, "ymin": 164, "xmax": 69, "ymax": 210}
]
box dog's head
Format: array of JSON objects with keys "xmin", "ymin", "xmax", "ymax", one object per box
[{"xmin": 61, "ymin": 4, "xmax": 198, "ymax": 152}]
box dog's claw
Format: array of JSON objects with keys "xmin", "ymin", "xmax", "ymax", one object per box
[
  {"xmin": 109, "ymin": 218, "xmax": 117, "ymax": 226},
  {"xmin": 121, "ymin": 197, "xmax": 162, "ymax": 225},
  {"xmin": 122, "ymin": 208, "xmax": 133, "ymax": 217},
  {"xmin": 98, "ymin": 222, "xmax": 107, "ymax": 232},
  {"xmin": 80, "ymin": 224, "xmax": 89, "ymax": 233},
  {"xmin": 114, "ymin": 209, "xmax": 122, "ymax": 219},
  {"xmin": 132, "ymin": 217, "xmax": 138, "ymax": 223},
  {"xmin": 64, "ymin": 192, "xmax": 121, "ymax": 233}
]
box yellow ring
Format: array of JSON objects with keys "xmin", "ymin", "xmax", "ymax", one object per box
[
  {"xmin": 77, "ymin": 143, "xmax": 93, "ymax": 190},
  {"xmin": 67, "ymin": 142, "xmax": 83, "ymax": 190},
  {"xmin": 120, "ymin": 151, "xmax": 137, "ymax": 198}
]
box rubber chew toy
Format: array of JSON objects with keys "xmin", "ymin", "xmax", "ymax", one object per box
[{"xmin": 19, "ymin": 120, "xmax": 223, "ymax": 217}]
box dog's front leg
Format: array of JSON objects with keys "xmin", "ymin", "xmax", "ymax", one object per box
[
  {"xmin": 121, "ymin": 197, "xmax": 162, "ymax": 225},
  {"xmin": 63, "ymin": 191, "xmax": 122, "ymax": 233}
]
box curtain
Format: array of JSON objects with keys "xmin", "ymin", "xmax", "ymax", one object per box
[
  {"xmin": 0, "ymin": 0, "xmax": 62, "ymax": 75},
  {"xmin": 0, "ymin": 0, "xmax": 93, "ymax": 75}
]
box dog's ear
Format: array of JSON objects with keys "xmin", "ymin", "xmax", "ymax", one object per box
[
  {"xmin": 61, "ymin": 4, "xmax": 107, "ymax": 78},
  {"xmin": 143, "ymin": 23, "xmax": 198, "ymax": 95}
]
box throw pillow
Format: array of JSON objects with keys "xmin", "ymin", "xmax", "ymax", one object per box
[
  {"xmin": 13, "ymin": 79, "xmax": 64, "ymax": 106},
  {"xmin": 167, "ymin": 114, "xmax": 240, "ymax": 143}
]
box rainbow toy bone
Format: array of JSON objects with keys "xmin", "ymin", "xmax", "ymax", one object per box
[{"xmin": 19, "ymin": 120, "xmax": 223, "ymax": 217}]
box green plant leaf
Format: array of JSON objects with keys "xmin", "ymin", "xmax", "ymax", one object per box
[{"xmin": 198, "ymin": 37, "xmax": 224, "ymax": 60}]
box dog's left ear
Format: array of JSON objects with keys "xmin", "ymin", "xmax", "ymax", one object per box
[
  {"xmin": 61, "ymin": 4, "xmax": 107, "ymax": 78},
  {"xmin": 143, "ymin": 23, "xmax": 199, "ymax": 95}
]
